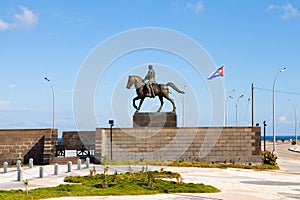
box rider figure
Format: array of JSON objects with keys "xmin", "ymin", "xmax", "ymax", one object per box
[{"xmin": 144, "ymin": 64, "xmax": 156, "ymax": 98}]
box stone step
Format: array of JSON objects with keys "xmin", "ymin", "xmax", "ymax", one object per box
[{"xmin": 50, "ymin": 157, "xmax": 85, "ymax": 165}]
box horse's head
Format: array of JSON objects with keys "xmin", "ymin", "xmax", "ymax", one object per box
[
  {"xmin": 126, "ymin": 75, "xmax": 144, "ymax": 89},
  {"xmin": 126, "ymin": 76, "xmax": 133, "ymax": 89}
]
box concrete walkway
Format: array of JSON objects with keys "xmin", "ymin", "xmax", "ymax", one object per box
[
  {"xmin": 44, "ymin": 165, "xmax": 300, "ymax": 200},
  {"xmin": 1, "ymin": 143, "xmax": 300, "ymax": 200}
]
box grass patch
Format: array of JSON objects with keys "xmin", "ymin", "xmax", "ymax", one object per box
[
  {"xmin": 102, "ymin": 159, "xmax": 279, "ymax": 171},
  {"xmin": 0, "ymin": 170, "xmax": 219, "ymax": 200},
  {"xmin": 168, "ymin": 161, "xmax": 279, "ymax": 170}
]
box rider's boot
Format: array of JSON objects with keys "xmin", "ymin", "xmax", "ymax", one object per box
[
  {"xmin": 150, "ymin": 89, "xmax": 155, "ymax": 98},
  {"xmin": 145, "ymin": 93, "xmax": 151, "ymax": 97}
]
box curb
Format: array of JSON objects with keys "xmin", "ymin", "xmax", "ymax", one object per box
[{"xmin": 288, "ymin": 147, "xmax": 300, "ymax": 153}]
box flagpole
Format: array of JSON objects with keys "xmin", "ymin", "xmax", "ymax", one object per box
[
  {"xmin": 207, "ymin": 66, "xmax": 225, "ymax": 125},
  {"xmin": 252, "ymin": 83, "xmax": 254, "ymax": 127}
]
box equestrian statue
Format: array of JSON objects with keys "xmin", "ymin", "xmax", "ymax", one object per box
[{"xmin": 126, "ymin": 65, "xmax": 185, "ymax": 113}]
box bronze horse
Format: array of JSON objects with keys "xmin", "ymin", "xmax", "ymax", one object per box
[{"xmin": 126, "ymin": 75, "xmax": 185, "ymax": 113}]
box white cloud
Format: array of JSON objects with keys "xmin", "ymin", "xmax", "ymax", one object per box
[
  {"xmin": 0, "ymin": 99, "xmax": 10, "ymax": 105},
  {"xmin": 186, "ymin": 1, "xmax": 204, "ymax": 14},
  {"xmin": 279, "ymin": 115, "xmax": 294, "ymax": 125},
  {"xmin": 267, "ymin": 3, "xmax": 300, "ymax": 19},
  {"xmin": 9, "ymin": 84, "xmax": 16, "ymax": 89},
  {"xmin": 15, "ymin": 6, "xmax": 38, "ymax": 28},
  {"xmin": 0, "ymin": 6, "xmax": 38, "ymax": 31},
  {"xmin": 279, "ymin": 115, "xmax": 287, "ymax": 123},
  {"xmin": 278, "ymin": 114, "xmax": 300, "ymax": 124},
  {"xmin": 0, "ymin": 19, "xmax": 9, "ymax": 31}
]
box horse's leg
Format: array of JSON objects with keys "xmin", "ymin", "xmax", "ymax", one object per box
[
  {"xmin": 133, "ymin": 96, "xmax": 140, "ymax": 110},
  {"xmin": 163, "ymin": 91, "xmax": 176, "ymax": 113},
  {"xmin": 137, "ymin": 97, "xmax": 145, "ymax": 111},
  {"xmin": 157, "ymin": 96, "xmax": 164, "ymax": 112}
]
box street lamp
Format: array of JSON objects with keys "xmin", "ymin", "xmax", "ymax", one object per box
[
  {"xmin": 182, "ymin": 85, "xmax": 187, "ymax": 127},
  {"xmin": 44, "ymin": 77, "xmax": 55, "ymax": 130},
  {"xmin": 272, "ymin": 67, "xmax": 287, "ymax": 154},
  {"xmin": 229, "ymin": 94, "xmax": 243, "ymax": 126},
  {"xmin": 288, "ymin": 99, "xmax": 297, "ymax": 146},
  {"xmin": 244, "ymin": 98, "xmax": 251, "ymax": 125},
  {"xmin": 108, "ymin": 120, "xmax": 114, "ymax": 160},
  {"xmin": 229, "ymin": 95, "xmax": 234, "ymax": 125},
  {"xmin": 225, "ymin": 89, "xmax": 235, "ymax": 126},
  {"xmin": 235, "ymin": 95, "xmax": 244, "ymax": 126},
  {"xmin": 263, "ymin": 121, "xmax": 267, "ymax": 151}
]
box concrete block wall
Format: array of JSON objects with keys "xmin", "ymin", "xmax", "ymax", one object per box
[
  {"xmin": 95, "ymin": 127, "xmax": 261, "ymax": 163},
  {"xmin": 61, "ymin": 131, "xmax": 95, "ymax": 150},
  {"xmin": 0, "ymin": 129, "xmax": 57, "ymax": 165}
]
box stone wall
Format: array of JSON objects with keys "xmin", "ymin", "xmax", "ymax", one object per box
[
  {"xmin": 0, "ymin": 129, "xmax": 57, "ymax": 165},
  {"xmin": 61, "ymin": 131, "xmax": 95, "ymax": 150},
  {"xmin": 94, "ymin": 127, "xmax": 261, "ymax": 164}
]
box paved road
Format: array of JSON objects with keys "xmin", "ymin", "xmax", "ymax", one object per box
[{"xmin": 266, "ymin": 142, "xmax": 300, "ymax": 173}]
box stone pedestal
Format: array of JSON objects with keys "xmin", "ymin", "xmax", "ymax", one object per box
[{"xmin": 133, "ymin": 112, "xmax": 177, "ymax": 127}]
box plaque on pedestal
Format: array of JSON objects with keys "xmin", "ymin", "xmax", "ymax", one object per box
[{"xmin": 133, "ymin": 112, "xmax": 177, "ymax": 127}]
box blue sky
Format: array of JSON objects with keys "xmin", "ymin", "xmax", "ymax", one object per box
[{"xmin": 0, "ymin": 1, "xmax": 300, "ymax": 137}]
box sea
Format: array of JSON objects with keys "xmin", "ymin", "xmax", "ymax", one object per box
[{"xmin": 263, "ymin": 135, "xmax": 296, "ymax": 141}]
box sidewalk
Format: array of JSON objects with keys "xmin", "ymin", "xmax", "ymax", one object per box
[{"xmin": 0, "ymin": 163, "xmax": 92, "ymax": 191}]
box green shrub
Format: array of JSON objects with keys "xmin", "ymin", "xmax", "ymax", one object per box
[{"xmin": 262, "ymin": 151, "xmax": 277, "ymax": 166}]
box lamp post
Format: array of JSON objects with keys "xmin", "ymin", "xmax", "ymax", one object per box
[
  {"xmin": 44, "ymin": 77, "xmax": 55, "ymax": 130},
  {"xmin": 229, "ymin": 94, "xmax": 243, "ymax": 126},
  {"xmin": 288, "ymin": 99, "xmax": 297, "ymax": 146},
  {"xmin": 229, "ymin": 95, "xmax": 234, "ymax": 125},
  {"xmin": 182, "ymin": 85, "xmax": 187, "ymax": 127},
  {"xmin": 225, "ymin": 89, "xmax": 235, "ymax": 126},
  {"xmin": 272, "ymin": 67, "xmax": 287, "ymax": 154},
  {"xmin": 244, "ymin": 98, "xmax": 251, "ymax": 125},
  {"xmin": 263, "ymin": 121, "xmax": 267, "ymax": 151},
  {"xmin": 108, "ymin": 120, "xmax": 114, "ymax": 160},
  {"xmin": 235, "ymin": 95, "xmax": 244, "ymax": 126}
]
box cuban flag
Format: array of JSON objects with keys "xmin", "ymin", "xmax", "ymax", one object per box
[{"xmin": 207, "ymin": 66, "xmax": 224, "ymax": 80}]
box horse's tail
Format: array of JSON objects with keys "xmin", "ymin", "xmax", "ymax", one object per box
[{"xmin": 166, "ymin": 82, "xmax": 185, "ymax": 94}]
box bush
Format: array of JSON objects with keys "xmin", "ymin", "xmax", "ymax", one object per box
[{"xmin": 262, "ymin": 151, "xmax": 277, "ymax": 166}]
